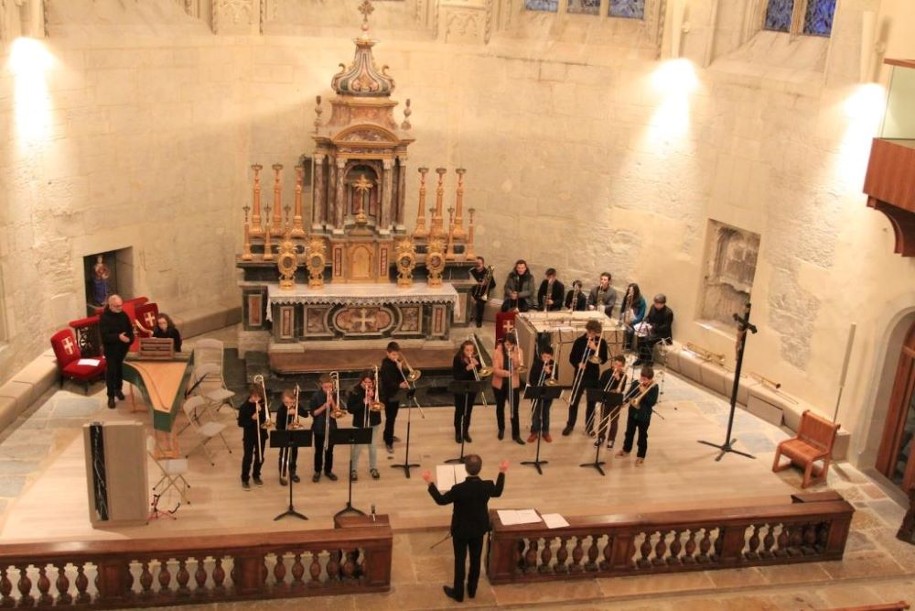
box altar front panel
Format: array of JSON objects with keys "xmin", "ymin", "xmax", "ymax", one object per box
[{"xmin": 266, "ymin": 283, "xmax": 458, "ymax": 341}]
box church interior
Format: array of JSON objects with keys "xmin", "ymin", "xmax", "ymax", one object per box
[{"xmin": 2, "ymin": 0, "xmax": 915, "ymax": 608}]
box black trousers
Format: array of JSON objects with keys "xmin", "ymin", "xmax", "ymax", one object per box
[
  {"xmin": 597, "ymin": 404, "xmax": 622, "ymax": 442},
  {"xmin": 472, "ymin": 297, "xmax": 486, "ymax": 326},
  {"xmin": 566, "ymin": 377, "xmax": 598, "ymax": 432},
  {"xmin": 104, "ymin": 348, "xmax": 127, "ymax": 397},
  {"xmin": 278, "ymin": 446, "xmax": 298, "ymax": 477},
  {"xmin": 240, "ymin": 428, "xmax": 266, "ymax": 483},
  {"xmin": 383, "ymin": 400, "xmax": 400, "ymax": 446},
  {"xmin": 500, "ymin": 298, "xmax": 531, "ymax": 312},
  {"xmin": 622, "ymin": 408, "xmax": 651, "ymax": 458},
  {"xmin": 493, "ymin": 385, "xmax": 520, "ymax": 438},
  {"xmin": 453, "ymin": 393, "xmax": 476, "ymax": 435},
  {"xmin": 452, "ymin": 534, "xmax": 484, "ymax": 600},
  {"xmin": 313, "ymin": 434, "xmax": 334, "ymax": 474}
]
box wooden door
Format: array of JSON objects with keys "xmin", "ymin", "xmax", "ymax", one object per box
[{"xmin": 876, "ymin": 320, "xmax": 915, "ymax": 490}]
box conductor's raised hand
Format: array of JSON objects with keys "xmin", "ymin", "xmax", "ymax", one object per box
[
  {"xmin": 499, "ymin": 459, "xmax": 509, "ymax": 473},
  {"xmin": 421, "ymin": 470, "xmax": 433, "ymax": 484}
]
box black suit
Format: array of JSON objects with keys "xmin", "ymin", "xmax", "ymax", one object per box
[
  {"xmin": 427, "ymin": 472, "xmax": 505, "ymax": 601},
  {"xmin": 99, "ymin": 307, "xmax": 134, "ymax": 399}
]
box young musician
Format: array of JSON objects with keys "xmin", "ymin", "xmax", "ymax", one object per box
[
  {"xmin": 565, "ymin": 280, "xmax": 587, "ymax": 311},
  {"xmin": 308, "ymin": 374, "xmax": 338, "ymax": 482},
  {"xmin": 379, "ymin": 341, "xmax": 411, "ymax": 454},
  {"xmin": 152, "ymin": 313, "xmax": 182, "ymax": 352},
  {"xmin": 587, "ymin": 272, "xmax": 618, "ymax": 318},
  {"xmin": 347, "ymin": 371, "xmax": 381, "ymax": 481},
  {"xmin": 527, "ymin": 345, "xmax": 557, "ymax": 443},
  {"xmin": 635, "ymin": 294, "xmax": 674, "ymax": 366},
  {"xmin": 422, "ymin": 454, "xmax": 508, "ymax": 603},
  {"xmin": 595, "ymin": 355, "xmax": 628, "ymax": 449},
  {"xmin": 469, "ymin": 256, "xmax": 492, "ymax": 328},
  {"xmin": 492, "ymin": 333, "xmax": 525, "ymax": 444},
  {"xmin": 237, "ymin": 383, "xmax": 267, "ymax": 490},
  {"xmin": 537, "ymin": 268, "xmax": 565, "ymax": 312},
  {"xmin": 616, "ymin": 366, "xmax": 660, "ymax": 465},
  {"xmin": 621, "ymin": 283, "xmax": 647, "ymax": 350},
  {"xmin": 500, "ymin": 259, "xmax": 535, "ymax": 312},
  {"xmin": 452, "ymin": 340, "xmax": 481, "ymax": 444},
  {"xmin": 563, "ymin": 319, "xmax": 609, "ymax": 436},
  {"xmin": 276, "ymin": 388, "xmax": 306, "ymax": 485}
]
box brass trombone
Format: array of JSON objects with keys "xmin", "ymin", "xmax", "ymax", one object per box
[
  {"xmin": 370, "ymin": 365, "xmax": 384, "ymax": 412},
  {"xmin": 328, "ymin": 371, "xmax": 347, "ymax": 419},
  {"xmin": 253, "ymin": 374, "xmax": 275, "ymax": 431},
  {"xmin": 470, "ymin": 334, "xmax": 494, "ymax": 379},
  {"xmin": 685, "ymin": 342, "xmax": 726, "ymax": 367},
  {"xmin": 396, "ymin": 352, "xmax": 425, "ymax": 417}
]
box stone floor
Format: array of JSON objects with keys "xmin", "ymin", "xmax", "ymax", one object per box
[{"xmin": 1, "ymin": 325, "xmax": 914, "ymax": 610}]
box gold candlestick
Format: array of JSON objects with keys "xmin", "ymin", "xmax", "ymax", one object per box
[
  {"xmin": 431, "ymin": 167, "xmax": 446, "ymax": 239},
  {"xmin": 464, "ymin": 207, "xmax": 476, "ymax": 260},
  {"xmin": 271, "ymin": 163, "xmax": 284, "ymax": 237},
  {"xmin": 262, "ymin": 204, "xmax": 275, "ymax": 261},
  {"xmin": 352, "ymin": 173, "xmax": 374, "ymax": 226},
  {"xmin": 445, "ymin": 206, "xmax": 456, "ymax": 261},
  {"xmin": 292, "ymin": 164, "xmax": 306, "ymax": 237},
  {"xmin": 452, "ymin": 167, "xmax": 466, "ymax": 240},
  {"xmin": 250, "ymin": 164, "xmax": 264, "ymax": 237},
  {"xmin": 241, "ymin": 205, "xmax": 253, "ymax": 261},
  {"xmin": 413, "ymin": 167, "xmax": 429, "ymax": 239}
]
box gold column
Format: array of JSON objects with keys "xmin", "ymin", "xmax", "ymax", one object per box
[
  {"xmin": 241, "ymin": 205, "xmax": 253, "ymax": 261},
  {"xmin": 445, "ymin": 206, "xmax": 456, "ymax": 260},
  {"xmin": 270, "ymin": 163, "xmax": 284, "ymax": 237},
  {"xmin": 413, "ymin": 167, "xmax": 429, "ymax": 239},
  {"xmin": 452, "ymin": 167, "xmax": 466, "ymax": 240},
  {"xmin": 262, "ymin": 204, "xmax": 274, "ymax": 261},
  {"xmin": 431, "ymin": 167, "xmax": 446, "ymax": 239},
  {"xmin": 291, "ymin": 165, "xmax": 306, "ymax": 238},
  {"xmin": 250, "ymin": 164, "xmax": 264, "ymax": 237},
  {"xmin": 464, "ymin": 207, "xmax": 476, "ymax": 260}
]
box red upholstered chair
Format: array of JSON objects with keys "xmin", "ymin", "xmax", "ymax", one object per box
[
  {"xmin": 495, "ymin": 311, "xmax": 517, "ymax": 344},
  {"xmin": 50, "ymin": 328, "xmax": 107, "ymax": 394},
  {"xmin": 134, "ymin": 302, "xmax": 160, "ymax": 338}
]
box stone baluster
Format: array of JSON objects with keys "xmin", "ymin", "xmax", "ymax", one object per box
[
  {"xmin": 36, "ymin": 566, "xmax": 51, "ymax": 607},
  {"xmin": 212, "ymin": 558, "xmax": 226, "ymax": 589},
  {"xmin": 684, "ymin": 529, "xmax": 697, "ymax": 563},
  {"xmin": 570, "ymin": 537, "xmax": 584, "ymax": 573},
  {"xmin": 274, "ymin": 554, "xmax": 287, "ymax": 585},
  {"xmin": 586, "ymin": 535, "xmax": 600, "ymax": 570},
  {"xmin": 74, "ymin": 566, "xmax": 90, "ymax": 604},
  {"xmin": 524, "ymin": 539, "xmax": 539, "ymax": 573},
  {"xmin": 413, "ymin": 167, "xmax": 429, "ymax": 239},
  {"xmin": 55, "ymin": 565, "xmax": 71, "ymax": 605},
  {"xmin": 555, "ymin": 536, "xmax": 569, "ymax": 573},
  {"xmin": 158, "ymin": 559, "xmax": 172, "ymax": 591},
  {"xmin": 16, "ymin": 565, "xmax": 33, "ymax": 606},
  {"xmin": 746, "ymin": 524, "xmax": 761, "ymax": 559},
  {"xmin": 292, "ymin": 552, "xmax": 305, "ymax": 586},
  {"xmin": 540, "ymin": 538, "xmax": 553, "ymax": 574},
  {"xmin": 310, "ymin": 552, "xmax": 321, "ymax": 583},
  {"xmin": 176, "ymin": 559, "xmax": 190, "ymax": 594},
  {"xmin": 669, "ymin": 529, "xmax": 683, "ymax": 564},
  {"xmin": 761, "ymin": 523, "xmax": 776, "ymax": 557},
  {"xmin": 638, "ymin": 532, "xmax": 653, "ymax": 568},
  {"xmin": 194, "ymin": 561, "xmax": 206, "ymax": 589},
  {"xmin": 653, "ymin": 531, "xmax": 668, "ymax": 566},
  {"xmin": 698, "ymin": 528, "xmax": 712, "ymax": 562}
]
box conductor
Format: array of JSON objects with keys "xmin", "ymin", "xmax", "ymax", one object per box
[{"xmin": 422, "ymin": 455, "xmax": 508, "ymax": 603}]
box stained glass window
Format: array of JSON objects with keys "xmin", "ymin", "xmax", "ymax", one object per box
[
  {"xmin": 763, "ymin": 0, "xmax": 794, "ymax": 32},
  {"xmin": 525, "ymin": 0, "xmax": 559, "ymax": 12},
  {"xmin": 609, "ymin": 0, "xmax": 645, "ymax": 19},
  {"xmin": 803, "ymin": 0, "xmax": 836, "ymax": 36},
  {"xmin": 568, "ymin": 0, "xmax": 600, "ymax": 15}
]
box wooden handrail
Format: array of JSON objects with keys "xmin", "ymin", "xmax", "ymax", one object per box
[
  {"xmin": 0, "ymin": 517, "xmax": 392, "ymax": 607},
  {"xmin": 487, "ymin": 493, "xmax": 853, "ymax": 584}
]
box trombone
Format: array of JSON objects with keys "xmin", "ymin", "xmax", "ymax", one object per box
[
  {"xmin": 328, "ymin": 371, "xmax": 347, "ymax": 419},
  {"xmin": 251, "ymin": 374, "xmax": 270, "ymax": 465},
  {"xmin": 469, "ymin": 334, "xmax": 492, "ymax": 407},
  {"xmin": 397, "ymin": 353, "xmax": 425, "ymax": 417},
  {"xmin": 370, "ymin": 365, "xmax": 385, "ymax": 412}
]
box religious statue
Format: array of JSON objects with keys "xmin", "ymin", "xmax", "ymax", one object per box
[{"xmin": 91, "ymin": 255, "xmax": 111, "ymax": 306}]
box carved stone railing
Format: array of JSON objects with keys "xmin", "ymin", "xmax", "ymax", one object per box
[
  {"xmin": 0, "ymin": 516, "xmax": 391, "ymax": 608},
  {"xmin": 488, "ymin": 492, "xmax": 853, "ymax": 584}
]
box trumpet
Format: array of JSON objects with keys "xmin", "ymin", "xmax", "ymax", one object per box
[
  {"xmin": 370, "ymin": 365, "xmax": 384, "ymax": 412},
  {"xmin": 253, "ymin": 374, "xmax": 275, "ymax": 430},
  {"xmin": 685, "ymin": 342, "xmax": 726, "ymax": 367},
  {"xmin": 328, "ymin": 371, "xmax": 348, "ymax": 419}
]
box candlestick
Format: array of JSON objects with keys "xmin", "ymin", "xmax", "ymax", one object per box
[
  {"xmin": 431, "ymin": 168, "xmax": 446, "ymax": 239},
  {"xmin": 464, "ymin": 207, "xmax": 476, "ymax": 260},
  {"xmin": 413, "ymin": 167, "xmax": 429, "ymax": 239},
  {"xmin": 452, "ymin": 168, "xmax": 466, "ymax": 240},
  {"xmin": 271, "ymin": 163, "xmax": 283, "ymax": 237},
  {"xmin": 241, "ymin": 205, "xmax": 253, "ymax": 261},
  {"xmin": 292, "ymin": 164, "xmax": 306, "ymax": 237},
  {"xmin": 250, "ymin": 164, "xmax": 264, "ymax": 237}
]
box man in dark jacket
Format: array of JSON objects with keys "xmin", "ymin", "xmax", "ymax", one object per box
[
  {"xmin": 98, "ymin": 294, "xmax": 134, "ymax": 408},
  {"xmin": 423, "ymin": 455, "xmax": 508, "ymax": 603}
]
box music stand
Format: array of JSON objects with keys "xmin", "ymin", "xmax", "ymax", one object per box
[
  {"xmin": 390, "ymin": 389, "xmax": 420, "ymax": 479},
  {"xmin": 270, "ymin": 429, "xmax": 312, "ymax": 521},
  {"xmin": 445, "ymin": 380, "xmax": 487, "ymax": 464},
  {"xmin": 332, "ymin": 427, "xmax": 372, "ymax": 518},
  {"xmin": 581, "ymin": 389, "xmax": 621, "ymax": 476},
  {"xmin": 521, "ymin": 385, "xmax": 563, "ymax": 475}
]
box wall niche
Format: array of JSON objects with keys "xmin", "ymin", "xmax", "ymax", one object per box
[{"xmin": 699, "ymin": 220, "xmax": 760, "ymax": 331}]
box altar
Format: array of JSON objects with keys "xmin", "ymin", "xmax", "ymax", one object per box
[{"xmin": 265, "ymin": 282, "xmax": 457, "ymax": 341}]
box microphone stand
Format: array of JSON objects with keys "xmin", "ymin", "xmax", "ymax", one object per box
[
  {"xmin": 391, "ymin": 388, "xmax": 420, "ymax": 478},
  {"xmin": 698, "ymin": 302, "xmax": 757, "ymax": 461}
]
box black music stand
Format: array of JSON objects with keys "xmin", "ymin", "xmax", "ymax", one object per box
[
  {"xmin": 332, "ymin": 427, "xmax": 372, "ymax": 518},
  {"xmin": 698, "ymin": 302, "xmax": 758, "ymax": 461},
  {"xmin": 580, "ymin": 389, "xmax": 621, "ymax": 476},
  {"xmin": 391, "ymin": 389, "xmax": 420, "ymax": 479},
  {"xmin": 446, "ymin": 380, "xmax": 487, "ymax": 464},
  {"xmin": 270, "ymin": 429, "xmax": 312, "ymax": 521},
  {"xmin": 521, "ymin": 384, "xmax": 563, "ymax": 475}
]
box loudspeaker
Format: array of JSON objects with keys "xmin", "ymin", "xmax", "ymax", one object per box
[{"xmin": 83, "ymin": 421, "xmax": 148, "ymax": 527}]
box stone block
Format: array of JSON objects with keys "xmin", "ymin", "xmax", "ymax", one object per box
[
  {"xmin": 14, "ymin": 359, "xmax": 58, "ymax": 400},
  {"xmin": 173, "ymin": 303, "xmax": 242, "ymax": 340},
  {"xmin": 677, "ymin": 351, "xmax": 704, "ymax": 385},
  {"xmin": 0, "ymin": 396, "xmax": 19, "ymax": 433},
  {"xmin": 745, "ymin": 392, "xmax": 784, "ymax": 427},
  {"xmin": 698, "ymin": 361, "xmax": 731, "ymax": 397},
  {"xmin": 0, "ymin": 381, "xmax": 31, "ymax": 430}
]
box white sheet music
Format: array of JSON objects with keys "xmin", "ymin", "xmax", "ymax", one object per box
[
  {"xmin": 78, "ymin": 358, "xmax": 101, "ymax": 367},
  {"xmin": 497, "ymin": 509, "xmax": 542, "ymax": 526},
  {"xmin": 541, "ymin": 513, "xmax": 570, "ymax": 529},
  {"xmin": 435, "ymin": 463, "xmax": 468, "ymax": 492}
]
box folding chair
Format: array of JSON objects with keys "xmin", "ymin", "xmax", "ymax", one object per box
[
  {"xmin": 193, "ymin": 362, "xmax": 236, "ymax": 412},
  {"xmin": 147, "ymin": 437, "xmax": 190, "ymax": 505},
  {"xmin": 193, "ymin": 338, "xmax": 224, "ymax": 371},
  {"xmin": 181, "ymin": 395, "xmax": 231, "ymax": 466}
]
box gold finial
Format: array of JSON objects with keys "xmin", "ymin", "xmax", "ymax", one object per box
[{"xmin": 358, "ymin": 0, "xmax": 374, "ymax": 37}]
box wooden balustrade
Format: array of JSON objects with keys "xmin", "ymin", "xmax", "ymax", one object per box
[
  {"xmin": 0, "ymin": 516, "xmax": 391, "ymax": 608},
  {"xmin": 487, "ymin": 492, "xmax": 853, "ymax": 584}
]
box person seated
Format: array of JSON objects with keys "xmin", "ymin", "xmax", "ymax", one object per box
[
  {"xmin": 565, "ymin": 280, "xmax": 587, "ymax": 311},
  {"xmin": 587, "ymin": 272, "xmax": 617, "ymax": 318},
  {"xmin": 621, "ymin": 283, "xmax": 647, "ymax": 349},
  {"xmin": 635, "ymin": 294, "xmax": 673, "ymax": 365},
  {"xmin": 537, "ymin": 268, "xmax": 565, "ymax": 312},
  {"xmin": 152, "ymin": 313, "xmax": 182, "ymax": 352}
]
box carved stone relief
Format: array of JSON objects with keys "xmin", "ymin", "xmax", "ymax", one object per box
[{"xmin": 699, "ymin": 220, "xmax": 760, "ymax": 329}]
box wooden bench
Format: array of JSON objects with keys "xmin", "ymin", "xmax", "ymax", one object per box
[{"xmin": 772, "ymin": 409, "xmax": 840, "ymax": 488}]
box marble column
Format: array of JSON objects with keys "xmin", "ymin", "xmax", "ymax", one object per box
[
  {"xmin": 380, "ymin": 158, "xmax": 394, "ymax": 235},
  {"xmin": 334, "ymin": 158, "xmax": 347, "ymax": 235},
  {"xmin": 312, "ymin": 154, "xmax": 326, "ymax": 231}
]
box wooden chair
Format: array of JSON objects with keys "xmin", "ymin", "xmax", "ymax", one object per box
[{"xmin": 772, "ymin": 409, "xmax": 840, "ymax": 488}]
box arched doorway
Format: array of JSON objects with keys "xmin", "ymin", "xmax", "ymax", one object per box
[{"xmin": 876, "ymin": 319, "xmax": 915, "ymax": 490}]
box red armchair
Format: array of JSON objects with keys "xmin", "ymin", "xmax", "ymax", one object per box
[{"xmin": 50, "ymin": 328, "xmax": 107, "ymax": 394}]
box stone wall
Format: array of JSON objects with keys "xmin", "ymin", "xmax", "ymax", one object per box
[{"xmin": 1, "ymin": 0, "xmax": 914, "ymax": 464}]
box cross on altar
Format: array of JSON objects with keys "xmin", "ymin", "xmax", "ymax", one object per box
[
  {"xmin": 144, "ymin": 311, "xmax": 157, "ymax": 328},
  {"xmin": 353, "ymin": 308, "xmax": 377, "ymax": 332},
  {"xmin": 62, "ymin": 336, "xmax": 75, "ymax": 355}
]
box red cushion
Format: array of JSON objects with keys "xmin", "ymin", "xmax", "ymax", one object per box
[{"xmin": 62, "ymin": 358, "xmax": 106, "ymax": 380}]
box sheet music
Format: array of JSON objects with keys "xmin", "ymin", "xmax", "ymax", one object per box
[
  {"xmin": 541, "ymin": 513, "xmax": 570, "ymax": 529},
  {"xmin": 497, "ymin": 509, "xmax": 542, "ymax": 526},
  {"xmin": 435, "ymin": 463, "xmax": 468, "ymax": 492},
  {"xmin": 78, "ymin": 358, "xmax": 101, "ymax": 367}
]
